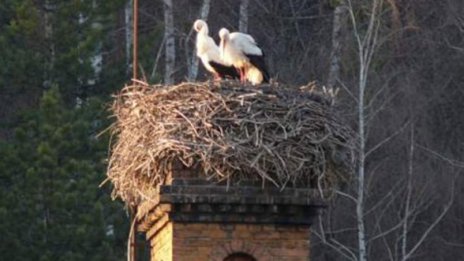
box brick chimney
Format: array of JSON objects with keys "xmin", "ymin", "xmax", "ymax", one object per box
[{"xmin": 137, "ymin": 171, "xmax": 325, "ymax": 261}]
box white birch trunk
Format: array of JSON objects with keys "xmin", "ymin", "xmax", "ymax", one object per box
[
  {"xmin": 327, "ymin": 4, "xmax": 346, "ymax": 89},
  {"xmin": 400, "ymin": 124, "xmax": 414, "ymax": 259},
  {"xmin": 89, "ymin": 42, "xmax": 103, "ymax": 84},
  {"xmin": 163, "ymin": 0, "xmax": 175, "ymax": 84},
  {"xmin": 348, "ymin": 0, "xmax": 381, "ymax": 260},
  {"xmin": 315, "ymin": 2, "xmax": 380, "ymax": 259},
  {"xmin": 356, "ymin": 67, "xmax": 367, "ymax": 261},
  {"xmin": 239, "ymin": 0, "xmax": 249, "ymax": 33},
  {"xmin": 187, "ymin": 0, "xmax": 211, "ymax": 81},
  {"xmin": 199, "ymin": 0, "xmax": 211, "ymax": 28},
  {"xmin": 125, "ymin": 0, "xmax": 133, "ymax": 74},
  {"xmin": 82, "ymin": 1, "xmax": 102, "ymax": 86}
]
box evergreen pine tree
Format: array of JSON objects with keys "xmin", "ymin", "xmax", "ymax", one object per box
[{"xmin": 0, "ymin": 87, "xmax": 127, "ymax": 260}]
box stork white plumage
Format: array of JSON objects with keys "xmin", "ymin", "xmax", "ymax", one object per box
[
  {"xmin": 193, "ymin": 20, "xmax": 239, "ymax": 80},
  {"xmin": 219, "ymin": 28, "xmax": 270, "ymax": 85}
]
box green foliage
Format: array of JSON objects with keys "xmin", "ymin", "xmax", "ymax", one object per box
[
  {"xmin": 0, "ymin": 0, "xmax": 127, "ymax": 99},
  {"xmin": 0, "ymin": 2, "xmax": 131, "ymax": 258},
  {"xmin": 0, "ymin": 87, "xmax": 127, "ymax": 260},
  {"xmin": 0, "ymin": 0, "xmax": 44, "ymax": 92}
]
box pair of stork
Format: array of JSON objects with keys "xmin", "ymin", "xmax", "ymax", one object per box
[{"xmin": 193, "ymin": 19, "xmax": 270, "ymax": 85}]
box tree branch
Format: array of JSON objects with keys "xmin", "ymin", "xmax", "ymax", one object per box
[
  {"xmin": 416, "ymin": 144, "xmax": 464, "ymax": 168},
  {"xmin": 365, "ymin": 120, "xmax": 409, "ymax": 158},
  {"xmin": 402, "ymin": 182, "xmax": 455, "ymax": 260}
]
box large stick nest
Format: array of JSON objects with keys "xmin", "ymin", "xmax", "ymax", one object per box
[{"xmin": 106, "ymin": 81, "xmax": 356, "ymax": 205}]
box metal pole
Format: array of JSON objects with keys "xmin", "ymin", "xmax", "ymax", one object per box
[
  {"xmin": 129, "ymin": 206, "xmax": 137, "ymax": 261},
  {"xmin": 129, "ymin": 1, "xmax": 138, "ymax": 260},
  {"xmin": 132, "ymin": 0, "xmax": 138, "ymax": 81}
]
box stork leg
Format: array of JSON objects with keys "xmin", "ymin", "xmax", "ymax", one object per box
[
  {"xmin": 236, "ymin": 68, "xmax": 243, "ymax": 83},
  {"xmin": 213, "ymin": 73, "xmax": 221, "ymax": 82},
  {"xmin": 240, "ymin": 68, "xmax": 246, "ymax": 84}
]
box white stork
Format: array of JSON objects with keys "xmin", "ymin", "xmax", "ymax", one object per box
[
  {"xmin": 219, "ymin": 28, "xmax": 270, "ymax": 85},
  {"xmin": 193, "ymin": 20, "xmax": 239, "ymax": 80}
]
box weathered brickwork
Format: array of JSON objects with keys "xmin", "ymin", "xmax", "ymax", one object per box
[
  {"xmin": 139, "ymin": 179, "xmax": 324, "ymax": 261},
  {"xmin": 151, "ymin": 222, "xmax": 172, "ymax": 261},
  {"xmin": 149, "ymin": 222, "xmax": 310, "ymax": 261}
]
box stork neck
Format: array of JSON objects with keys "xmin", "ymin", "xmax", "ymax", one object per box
[{"xmin": 199, "ymin": 26, "xmax": 209, "ymax": 35}]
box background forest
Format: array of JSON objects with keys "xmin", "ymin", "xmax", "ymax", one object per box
[{"xmin": 0, "ymin": 0, "xmax": 463, "ymax": 260}]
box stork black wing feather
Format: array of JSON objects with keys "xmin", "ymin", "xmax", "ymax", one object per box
[{"xmin": 208, "ymin": 61, "xmax": 240, "ymax": 79}]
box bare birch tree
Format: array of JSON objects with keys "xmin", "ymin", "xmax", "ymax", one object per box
[
  {"xmin": 186, "ymin": 0, "xmax": 211, "ymax": 81},
  {"xmin": 314, "ymin": 1, "xmax": 457, "ymax": 260},
  {"xmin": 327, "ymin": 4, "xmax": 347, "ymax": 89},
  {"xmin": 239, "ymin": 0, "xmax": 249, "ymax": 33},
  {"xmin": 350, "ymin": 1, "xmax": 382, "ymax": 259},
  {"xmin": 163, "ymin": 0, "xmax": 175, "ymax": 84}
]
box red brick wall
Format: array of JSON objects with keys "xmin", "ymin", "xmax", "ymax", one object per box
[{"xmin": 149, "ymin": 222, "xmax": 310, "ymax": 261}]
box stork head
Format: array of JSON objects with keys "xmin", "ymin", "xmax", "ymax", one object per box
[
  {"xmin": 193, "ymin": 19, "xmax": 208, "ymax": 34},
  {"xmin": 218, "ymin": 28, "xmax": 230, "ymax": 60},
  {"xmin": 219, "ymin": 28, "xmax": 230, "ymax": 40}
]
